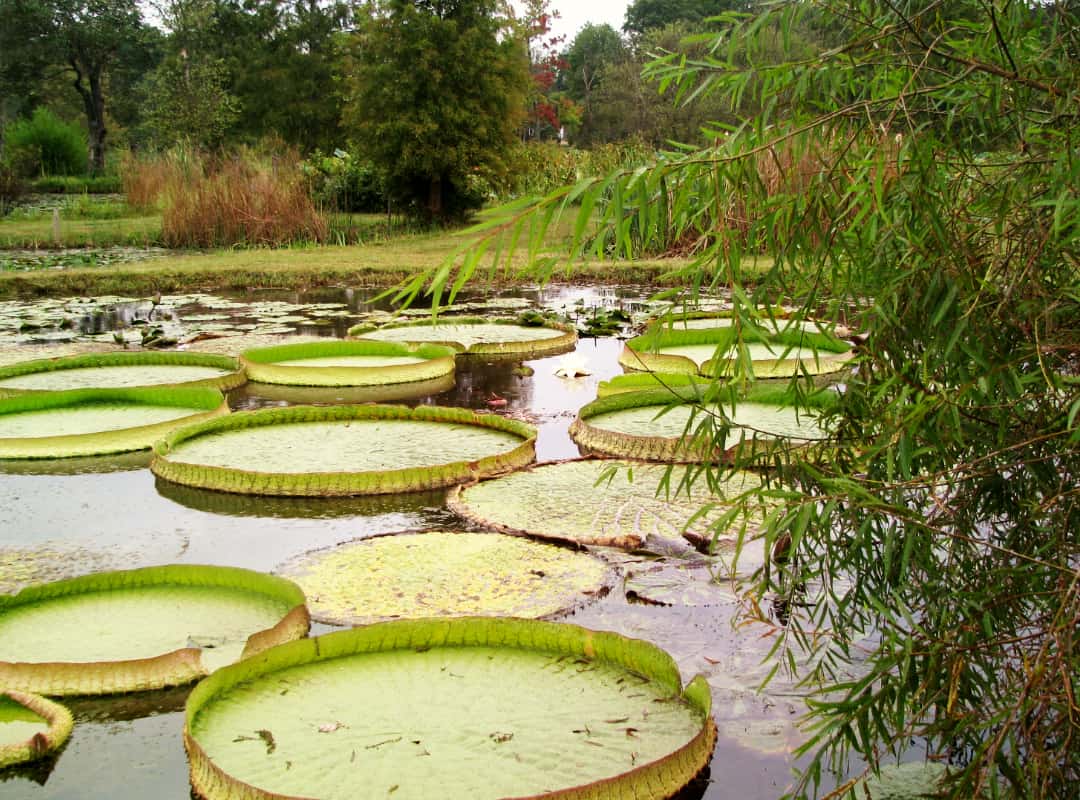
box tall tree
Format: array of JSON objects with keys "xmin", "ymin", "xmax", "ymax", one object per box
[
  {"xmin": 343, "ymin": 0, "xmax": 529, "ymax": 221},
  {"xmin": 12, "ymin": 0, "xmax": 148, "ymax": 173},
  {"xmin": 622, "ymin": 0, "xmax": 751, "ymax": 37},
  {"xmin": 560, "ymin": 23, "xmax": 626, "ymax": 144}
]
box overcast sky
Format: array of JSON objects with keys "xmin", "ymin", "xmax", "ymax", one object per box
[{"xmin": 523, "ymin": 1, "xmax": 630, "ymax": 43}]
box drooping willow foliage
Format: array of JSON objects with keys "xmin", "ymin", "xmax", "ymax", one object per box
[{"xmin": 397, "ymin": 2, "xmax": 1080, "ymax": 798}]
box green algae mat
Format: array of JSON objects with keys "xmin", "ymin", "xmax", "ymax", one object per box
[
  {"xmin": 0, "ymin": 386, "xmax": 229, "ymax": 459},
  {"xmin": 185, "ymin": 618, "xmax": 716, "ymax": 800},
  {"xmin": 349, "ymin": 317, "xmax": 577, "ymax": 361},
  {"xmin": 449, "ymin": 459, "xmax": 769, "ymax": 566},
  {"xmin": 277, "ymin": 531, "xmax": 614, "ymax": 626},
  {"xmin": 570, "ymin": 387, "xmax": 835, "ymax": 463},
  {"xmin": 151, "ymin": 404, "xmax": 536, "ymax": 496},
  {"xmin": 239, "ymin": 340, "xmax": 456, "ymax": 387},
  {"xmin": 0, "ymin": 566, "xmax": 309, "ymax": 696},
  {"xmin": 621, "ymin": 318, "xmax": 853, "ymax": 379},
  {"xmin": 0, "ymin": 691, "xmax": 73, "ymax": 768},
  {"xmin": 0, "ymin": 351, "xmax": 244, "ymax": 396}
]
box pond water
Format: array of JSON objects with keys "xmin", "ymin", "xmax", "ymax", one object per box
[{"xmin": 0, "ymin": 285, "xmax": 835, "ymax": 799}]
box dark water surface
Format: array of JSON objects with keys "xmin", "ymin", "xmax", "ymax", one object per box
[{"xmin": 0, "ymin": 288, "xmax": 824, "ymax": 799}]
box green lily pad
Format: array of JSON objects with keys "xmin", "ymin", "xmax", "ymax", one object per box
[
  {"xmin": 0, "ymin": 386, "xmax": 229, "ymax": 459},
  {"xmin": 624, "ymin": 566, "xmax": 742, "ymax": 607},
  {"xmin": 349, "ymin": 317, "xmax": 577, "ymax": 361},
  {"xmin": 622, "ymin": 318, "xmax": 853, "ymax": 379},
  {"xmin": 240, "ymin": 372, "xmax": 456, "ymax": 405},
  {"xmin": 0, "ymin": 351, "xmax": 245, "ymax": 394},
  {"xmin": 185, "ymin": 618, "xmax": 716, "ymax": 800},
  {"xmin": 861, "ymin": 762, "xmax": 950, "ymax": 799},
  {"xmin": 0, "ymin": 691, "xmax": 74, "ymax": 768},
  {"xmin": 0, "ymin": 565, "xmax": 310, "ymax": 696},
  {"xmin": 449, "ymin": 458, "xmax": 769, "ymax": 565},
  {"xmin": 240, "ymin": 340, "xmax": 456, "ymax": 387},
  {"xmin": 151, "ymin": 404, "xmax": 536, "ymax": 496},
  {"xmin": 570, "ymin": 386, "xmax": 836, "ymax": 464},
  {"xmin": 278, "ymin": 531, "xmax": 614, "ymax": 626}
]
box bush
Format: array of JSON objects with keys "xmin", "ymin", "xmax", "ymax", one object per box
[
  {"xmin": 503, "ymin": 139, "xmax": 653, "ymax": 201},
  {"xmin": 5, "ymin": 109, "xmax": 88, "ymax": 177},
  {"xmin": 302, "ymin": 149, "xmax": 386, "ymax": 213},
  {"xmin": 30, "ymin": 175, "xmax": 123, "ymax": 194}
]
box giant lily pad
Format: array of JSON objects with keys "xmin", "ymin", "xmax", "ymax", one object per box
[
  {"xmin": 569, "ymin": 386, "xmax": 836, "ymax": 464},
  {"xmin": 0, "ymin": 386, "xmax": 229, "ymax": 460},
  {"xmin": 448, "ymin": 458, "xmax": 769, "ymax": 567},
  {"xmin": 185, "ymin": 618, "xmax": 716, "ymax": 800},
  {"xmin": 239, "ymin": 372, "xmax": 456, "ymax": 405},
  {"xmin": 621, "ymin": 318, "xmax": 853, "ymax": 379},
  {"xmin": 349, "ymin": 317, "xmax": 577, "ymax": 361},
  {"xmin": 0, "ymin": 565, "xmax": 309, "ymax": 696},
  {"xmin": 0, "ymin": 351, "xmax": 245, "ymax": 396},
  {"xmin": 0, "ymin": 690, "xmax": 73, "ymax": 768},
  {"xmin": 277, "ymin": 531, "xmax": 614, "ymax": 626},
  {"xmin": 151, "ymin": 404, "xmax": 536, "ymax": 496},
  {"xmin": 239, "ymin": 340, "xmax": 456, "ymax": 387}
]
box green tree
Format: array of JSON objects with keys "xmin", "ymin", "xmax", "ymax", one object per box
[
  {"xmin": 8, "ymin": 0, "xmax": 148, "ymax": 173},
  {"xmin": 622, "ymin": 0, "xmax": 751, "ymax": 37},
  {"xmin": 342, "ymin": 0, "xmax": 529, "ymax": 222},
  {"xmin": 405, "ymin": 1, "xmax": 1080, "ymax": 797},
  {"xmin": 137, "ymin": 51, "xmax": 240, "ymax": 149},
  {"xmin": 560, "ymin": 23, "xmax": 627, "ymax": 144}
]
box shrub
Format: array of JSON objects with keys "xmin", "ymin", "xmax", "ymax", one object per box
[
  {"xmin": 5, "ymin": 109, "xmax": 88, "ymax": 177},
  {"xmin": 302, "ymin": 149, "xmax": 386, "ymax": 213},
  {"xmin": 30, "ymin": 175, "xmax": 123, "ymax": 194}
]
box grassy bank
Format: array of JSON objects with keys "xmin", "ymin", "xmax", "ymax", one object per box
[{"xmin": 0, "ymin": 229, "xmax": 774, "ymax": 299}]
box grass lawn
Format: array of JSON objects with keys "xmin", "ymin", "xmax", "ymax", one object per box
[{"xmin": 0, "ymin": 208, "xmax": 775, "ymax": 299}]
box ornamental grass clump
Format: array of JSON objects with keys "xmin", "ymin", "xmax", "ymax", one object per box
[{"xmin": 152, "ymin": 148, "xmax": 328, "ymax": 248}]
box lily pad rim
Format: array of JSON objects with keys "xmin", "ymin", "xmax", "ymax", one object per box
[{"xmin": 0, "ymin": 690, "xmax": 74, "ymax": 768}]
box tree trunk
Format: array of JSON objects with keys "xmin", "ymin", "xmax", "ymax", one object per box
[
  {"xmin": 428, "ymin": 175, "xmax": 443, "ymax": 221},
  {"xmin": 71, "ymin": 59, "xmax": 107, "ymax": 175}
]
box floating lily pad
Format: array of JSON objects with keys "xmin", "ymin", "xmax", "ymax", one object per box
[
  {"xmin": 621, "ymin": 319, "xmax": 853, "ymax": 379},
  {"xmin": 597, "ymin": 372, "xmax": 714, "ymax": 398},
  {"xmin": 185, "ymin": 618, "xmax": 716, "ymax": 800},
  {"xmin": 152, "ymin": 404, "xmax": 536, "ymax": 496},
  {"xmin": 0, "ymin": 386, "xmax": 229, "ymax": 460},
  {"xmin": 449, "ymin": 458, "xmax": 768, "ymax": 565},
  {"xmin": 0, "ymin": 691, "xmax": 74, "ymax": 768},
  {"xmin": 0, "ymin": 351, "xmax": 245, "ymax": 395},
  {"xmin": 624, "ymin": 566, "xmax": 742, "ymax": 607},
  {"xmin": 350, "ymin": 317, "xmax": 577, "ymax": 361},
  {"xmin": 277, "ymin": 531, "xmax": 614, "ymax": 626},
  {"xmin": 569, "ymin": 386, "xmax": 836, "ymax": 464},
  {"xmin": 0, "ymin": 565, "xmax": 309, "ymax": 696},
  {"xmin": 860, "ymin": 762, "xmax": 950, "ymax": 799},
  {"xmin": 239, "ymin": 372, "xmax": 457, "ymax": 405},
  {"xmin": 240, "ymin": 340, "xmax": 455, "ymax": 387}
]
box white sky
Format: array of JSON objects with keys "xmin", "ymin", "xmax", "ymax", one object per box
[{"xmin": 521, "ymin": 1, "xmax": 630, "ymax": 43}]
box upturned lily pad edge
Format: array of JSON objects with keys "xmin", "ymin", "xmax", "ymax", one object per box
[
  {"xmin": 151, "ymin": 404, "xmax": 537, "ymax": 497},
  {"xmin": 0, "ymin": 351, "xmax": 246, "ymax": 396},
  {"xmin": 0, "ymin": 386, "xmax": 230, "ymax": 460},
  {"xmin": 349, "ymin": 317, "xmax": 578, "ymax": 361},
  {"xmin": 0, "ymin": 690, "xmax": 74, "ymax": 768},
  {"xmin": 184, "ymin": 617, "xmax": 717, "ymax": 800},
  {"xmin": 0, "ymin": 564, "xmax": 310, "ymax": 697},
  {"xmin": 239, "ymin": 340, "xmax": 456, "ymax": 387},
  {"xmin": 570, "ymin": 386, "xmax": 838, "ymax": 465}
]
